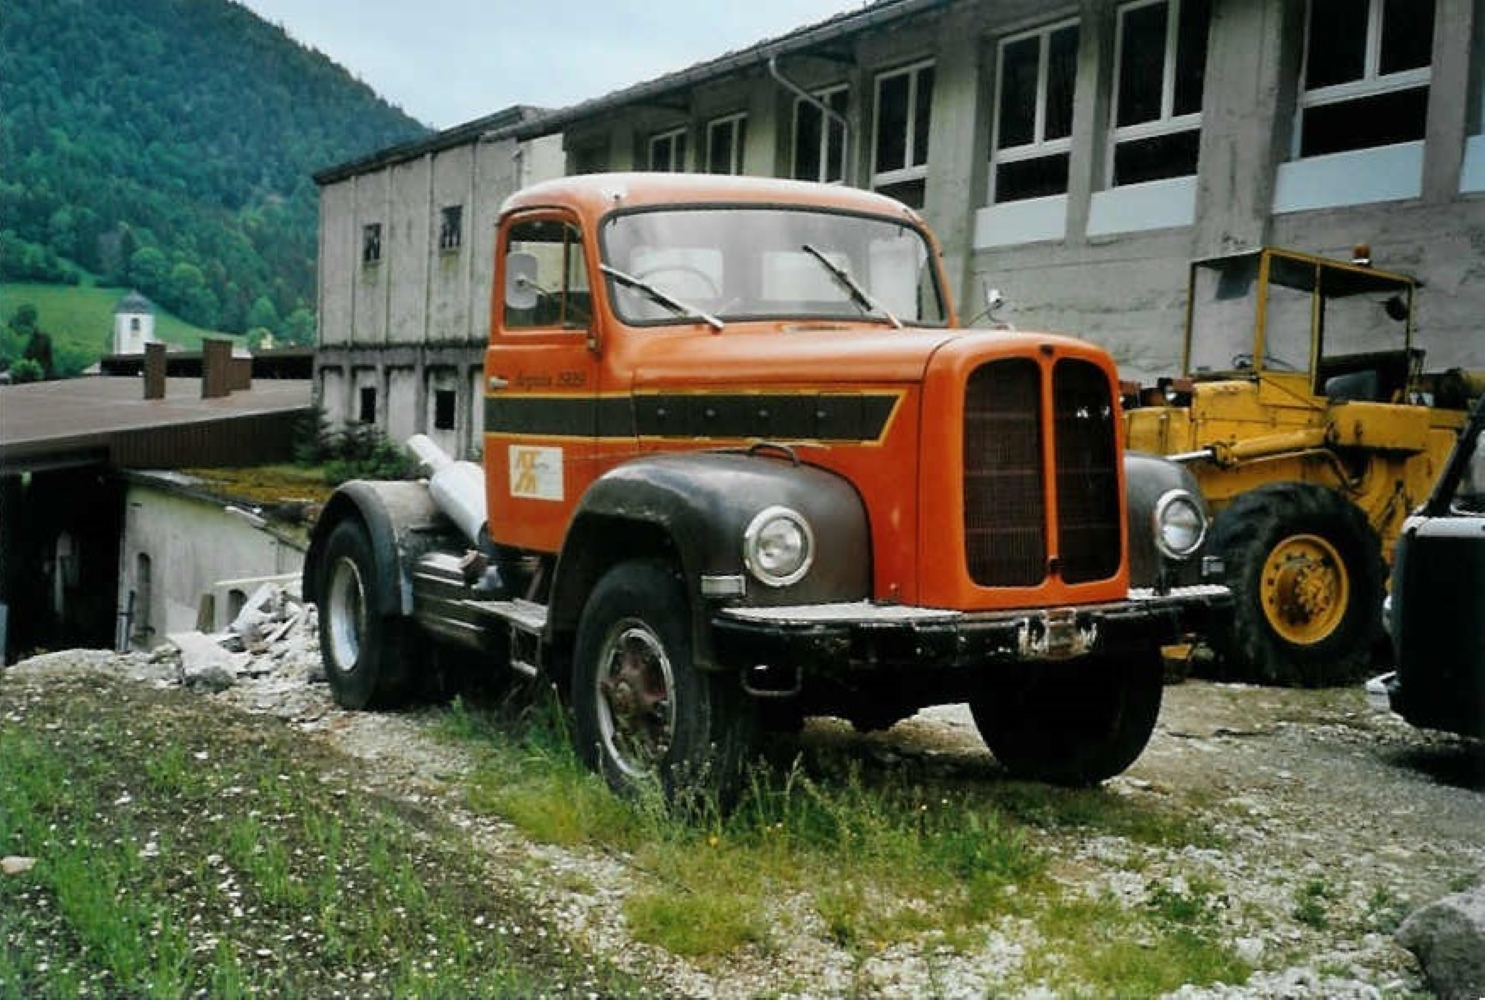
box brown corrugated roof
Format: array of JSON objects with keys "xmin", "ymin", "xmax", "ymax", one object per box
[{"xmin": 0, "ymin": 376, "xmax": 312, "ymax": 474}]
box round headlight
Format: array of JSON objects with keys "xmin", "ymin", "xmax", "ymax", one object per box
[
  {"xmin": 1153, "ymin": 489, "xmax": 1207, "ymax": 560},
  {"xmin": 743, "ymin": 506, "xmax": 815, "ymax": 587}
]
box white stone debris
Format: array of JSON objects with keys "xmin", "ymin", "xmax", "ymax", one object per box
[{"xmin": 160, "ymin": 585, "xmax": 325, "ymax": 718}]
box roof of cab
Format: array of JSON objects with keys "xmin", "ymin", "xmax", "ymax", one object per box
[{"xmin": 499, "ymin": 172, "xmax": 926, "ymax": 226}]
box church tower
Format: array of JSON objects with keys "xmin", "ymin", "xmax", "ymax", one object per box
[{"xmin": 112, "ymin": 290, "xmax": 156, "ymax": 355}]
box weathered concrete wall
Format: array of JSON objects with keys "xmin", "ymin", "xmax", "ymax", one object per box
[
  {"xmin": 120, "ymin": 481, "xmax": 302, "ymax": 648},
  {"xmin": 316, "ymin": 132, "xmax": 561, "ymax": 456}
]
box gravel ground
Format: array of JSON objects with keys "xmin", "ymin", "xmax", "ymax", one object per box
[{"xmin": 6, "ymin": 640, "xmax": 1483, "ymax": 998}]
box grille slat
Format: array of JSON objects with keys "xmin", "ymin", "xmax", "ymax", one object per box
[
  {"xmin": 963, "ymin": 360, "xmax": 1045, "ymax": 586},
  {"xmin": 1053, "ymin": 360, "xmax": 1121, "ymax": 583}
]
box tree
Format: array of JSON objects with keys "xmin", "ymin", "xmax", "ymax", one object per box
[
  {"xmin": 7, "ymin": 357, "xmax": 44, "ymax": 383},
  {"xmin": 166, "ymin": 259, "xmax": 220, "ymax": 329},
  {"xmin": 127, "ymin": 245, "xmax": 168, "ymax": 292},
  {"xmin": 245, "ymin": 294, "xmax": 280, "ymax": 333},
  {"xmin": 22, "ymin": 328, "xmax": 54, "ymax": 378},
  {"xmin": 281, "ymin": 306, "xmax": 316, "ymax": 346},
  {"xmin": 8, "ymin": 303, "xmax": 38, "ymax": 336}
]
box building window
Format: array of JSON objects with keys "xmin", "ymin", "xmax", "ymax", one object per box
[
  {"xmin": 649, "ymin": 128, "xmax": 688, "ymax": 172},
  {"xmin": 706, "ymin": 113, "xmax": 748, "ymax": 174},
  {"xmin": 792, "ymin": 85, "xmax": 849, "ymax": 184},
  {"xmin": 1110, "ymin": 0, "xmax": 1210, "ymax": 185},
  {"xmin": 358, "ymin": 385, "xmax": 377, "ymax": 424},
  {"xmin": 439, "ymin": 205, "xmax": 463, "ymax": 251},
  {"xmin": 992, "ymin": 19, "xmax": 1080, "ymax": 203},
  {"xmin": 872, "ymin": 60, "xmax": 935, "ymax": 208},
  {"xmin": 1297, "ymin": 0, "xmax": 1434, "ymax": 157},
  {"xmin": 433, "ymin": 388, "xmax": 457, "ymax": 431},
  {"xmin": 362, "ymin": 223, "xmax": 382, "ymax": 264}
]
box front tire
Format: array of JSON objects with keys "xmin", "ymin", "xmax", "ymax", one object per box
[
  {"xmin": 571, "ymin": 560, "xmax": 757, "ymax": 805},
  {"xmin": 968, "ymin": 650, "xmax": 1163, "ymax": 786},
  {"xmin": 1209, "ymin": 483, "xmax": 1384, "ymax": 686},
  {"xmin": 316, "ymin": 518, "xmax": 412, "ymax": 710}
]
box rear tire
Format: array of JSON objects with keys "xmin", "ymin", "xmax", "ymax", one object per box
[
  {"xmin": 1209, "ymin": 483, "xmax": 1384, "ymax": 686},
  {"xmin": 316, "ymin": 518, "xmax": 412, "ymax": 710},
  {"xmin": 968, "ymin": 649, "xmax": 1163, "ymax": 786},
  {"xmin": 571, "ymin": 559, "xmax": 757, "ymax": 806}
]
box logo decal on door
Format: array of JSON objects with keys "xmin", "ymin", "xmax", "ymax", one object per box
[{"xmin": 509, "ymin": 446, "xmax": 564, "ymax": 501}]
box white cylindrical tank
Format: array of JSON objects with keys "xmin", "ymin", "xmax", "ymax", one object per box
[{"xmin": 408, "ymin": 434, "xmax": 487, "ymax": 546}]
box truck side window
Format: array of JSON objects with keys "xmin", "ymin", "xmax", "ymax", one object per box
[{"xmin": 504, "ymin": 218, "xmax": 590, "ymax": 330}]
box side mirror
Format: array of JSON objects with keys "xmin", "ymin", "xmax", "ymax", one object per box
[{"xmin": 505, "ymin": 252, "xmax": 541, "ymax": 311}]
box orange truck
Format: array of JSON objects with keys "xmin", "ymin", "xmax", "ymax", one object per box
[{"xmin": 303, "ymin": 173, "xmax": 1228, "ymax": 801}]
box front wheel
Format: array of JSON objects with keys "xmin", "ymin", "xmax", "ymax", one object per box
[
  {"xmin": 968, "ymin": 650, "xmax": 1163, "ymax": 786},
  {"xmin": 1209, "ymin": 483, "xmax": 1384, "ymax": 686},
  {"xmin": 316, "ymin": 518, "xmax": 412, "ymax": 710},
  {"xmin": 571, "ymin": 560, "xmax": 757, "ymax": 805}
]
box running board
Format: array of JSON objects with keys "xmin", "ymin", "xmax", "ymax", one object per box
[
  {"xmin": 465, "ymin": 599, "xmax": 548, "ymax": 678},
  {"xmin": 411, "ymin": 552, "xmax": 549, "ymax": 677}
]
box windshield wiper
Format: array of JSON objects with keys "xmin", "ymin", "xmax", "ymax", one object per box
[
  {"xmin": 600, "ymin": 264, "xmax": 724, "ymax": 332},
  {"xmin": 800, "ymin": 243, "xmax": 903, "ymax": 329}
]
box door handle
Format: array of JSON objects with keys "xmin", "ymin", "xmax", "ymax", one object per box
[{"xmin": 488, "ymin": 375, "xmax": 510, "ymax": 391}]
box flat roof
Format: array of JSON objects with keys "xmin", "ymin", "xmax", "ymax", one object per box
[
  {"xmin": 313, "ymin": 0, "xmax": 947, "ymax": 180},
  {"xmin": 0, "ymin": 376, "xmax": 313, "ymax": 475}
]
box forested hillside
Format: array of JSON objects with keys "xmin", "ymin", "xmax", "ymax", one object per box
[{"xmin": 0, "ymin": 0, "xmax": 429, "ymax": 344}]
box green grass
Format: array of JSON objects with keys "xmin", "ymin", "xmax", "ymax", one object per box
[
  {"xmin": 0, "ymin": 674, "xmax": 645, "ymax": 998},
  {"xmin": 0, "ymin": 281, "xmax": 231, "ymax": 372},
  {"xmin": 438, "ymin": 695, "xmax": 1249, "ymax": 993}
]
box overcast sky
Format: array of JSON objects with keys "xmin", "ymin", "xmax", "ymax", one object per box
[{"xmin": 237, "ymin": 0, "xmax": 865, "ymax": 130}]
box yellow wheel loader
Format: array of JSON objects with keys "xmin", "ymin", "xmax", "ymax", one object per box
[{"xmin": 1125, "ymin": 247, "xmax": 1483, "ymax": 686}]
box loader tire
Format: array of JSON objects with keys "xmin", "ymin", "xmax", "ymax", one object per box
[{"xmin": 1209, "ymin": 483, "xmax": 1384, "ymax": 687}]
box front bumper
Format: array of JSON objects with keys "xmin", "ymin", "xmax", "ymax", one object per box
[{"xmin": 712, "ymin": 584, "xmax": 1231, "ymax": 688}]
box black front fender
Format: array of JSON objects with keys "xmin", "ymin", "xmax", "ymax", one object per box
[
  {"xmin": 1124, "ymin": 451, "xmax": 1215, "ymax": 591},
  {"xmin": 548, "ymin": 451, "xmax": 871, "ymax": 670}
]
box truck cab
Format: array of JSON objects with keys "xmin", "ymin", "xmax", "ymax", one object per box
[{"xmin": 306, "ymin": 173, "xmax": 1227, "ymax": 802}]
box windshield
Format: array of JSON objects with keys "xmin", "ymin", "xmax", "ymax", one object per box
[
  {"xmin": 1187, "ymin": 251, "xmax": 1412, "ymax": 377},
  {"xmin": 600, "ymin": 206, "xmax": 947, "ymax": 327}
]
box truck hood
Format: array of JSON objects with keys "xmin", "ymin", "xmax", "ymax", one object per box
[{"xmin": 623, "ymin": 324, "xmax": 961, "ymax": 390}]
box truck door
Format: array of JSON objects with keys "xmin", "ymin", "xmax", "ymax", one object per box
[{"xmin": 485, "ymin": 212, "xmax": 601, "ymax": 553}]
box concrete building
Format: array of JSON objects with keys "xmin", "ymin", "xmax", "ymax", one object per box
[
  {"xmin": 485, "ymin": 0, "xmax": 1482, "ymax": 379},
  {"xmin": 312, "ymin": 106, "xmax": 563, "ymax": 459}
]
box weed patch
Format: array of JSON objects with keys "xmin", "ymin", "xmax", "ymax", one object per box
[{"xmin": 0, "ymin": 675, "xmax": 645, "ymax": 997}]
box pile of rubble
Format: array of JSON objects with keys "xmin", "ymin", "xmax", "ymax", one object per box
[{"xmin": 157, "ymin": 582, "xmax": 334, "ymax": 722}]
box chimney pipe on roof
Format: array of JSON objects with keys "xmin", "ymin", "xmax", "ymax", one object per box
[
  {"xmin": 202, "ymin": 338, "xmax": 232, "ymax": 399},
  {"xmin": 144, "ymin": 342, "xmax": 166, "ymax": 400}
]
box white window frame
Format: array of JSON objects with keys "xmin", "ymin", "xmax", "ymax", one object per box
[
  {"xmin": 990, "ymin": 17, "xmax": 1080, "ymax": 203},
  {"xmin": 1295, "ymin": 0, "xmax": 1432, "ymax": 154},
  {"xmin": 649, "ymin": 127, "xmax": 688, "ymax": 172},
  {"xmin": 792, "ymin": 84, "xmax": 849, "ymax": 184},
  {"xmin": 871, "ymin": 58, "xmax": 935, "ymax": 191},
  {"xmin": 706, "ymin": 113, "xmax": 747, "ymax": 175},
  {"xmin": 1108, "ymin": 0, "xmax": 1204, "ymax": 180}
]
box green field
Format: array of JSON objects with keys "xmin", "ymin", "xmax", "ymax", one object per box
[{"xmin": 1, "ymin": 281, "xmax": 234, "ymax": 374}]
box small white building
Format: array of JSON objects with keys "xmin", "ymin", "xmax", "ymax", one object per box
[{"xmin": 112, "ymin": 290, "xmax": 157, "ymax": 355}]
